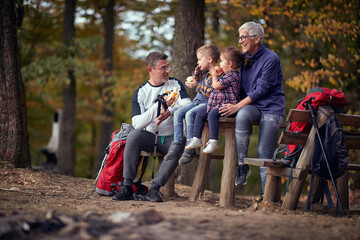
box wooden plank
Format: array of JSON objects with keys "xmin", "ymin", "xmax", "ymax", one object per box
[
  {"xmin": 286, "ymin": 109, "xmax": 313, "ymax": 123},
  {"xmin": 336, "ymin": 114, "xmax": 360, "ymax": 128},
  {"xmin": 218, "ymin": 117, "xmax": 260, "ymax": 126},
  {"xmin": 218, "ymin": 117, "xmax": 259, "ymax": 135},
  {"xmin": 140, "ymin": 151, "xmax": 164, "ymax": 157},
  {"xmin": 286, "ymin": 109, "xmax": 360, "ymax": 128},
  {"xmin": 244, "ymin": 158, "xmax": 287, "ymax": 168},
  {"xmin": 278, "ymin": 130, "xmax": 360, "ymax": 149},
  {"xmin": 343, "ymin": 129, "xmax": 360, "ymax": 135},
  {"xmin": 278, "ymin": 131, "xmax": 307, "ymax": 145},
  {"xmin": 219, "ymin": 117, "xmax": 236, "ymax": 123},
  {"xmin": 246, "ymin": 161, "xmax": 359, "ymax": 177},
  {"xmin": 348, "ymin": 163, "xmax": 360, "ymax": 171},
  {"xmin": 267, "ymin": 167, "xmax": 304, "ymax": 179},
  {"xmin": 344, "ymin": 135, "xmax": 360, "ymax": 150}
]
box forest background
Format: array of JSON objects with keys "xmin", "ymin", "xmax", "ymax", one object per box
[{"xmin": 8, "ymin": 0, "xmax": 360, "ymax": 196}]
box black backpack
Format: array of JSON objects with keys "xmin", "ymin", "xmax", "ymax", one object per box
[
  {"xmin": 311, "ymin": 111, "xmax": 349, "ymax": 179},
  {"xmin": 306, "ymin": 108, "xmax": 349, "ymax": 212}
]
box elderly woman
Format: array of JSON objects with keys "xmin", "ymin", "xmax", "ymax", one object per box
[{"xmin": 219, "ymin": 22, "xmax": 285, "ymax": 201}]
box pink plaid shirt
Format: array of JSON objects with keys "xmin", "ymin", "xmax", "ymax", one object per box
[{"xmin": 207, "ymin": 70, "xmax": 240, "ymax": 113}]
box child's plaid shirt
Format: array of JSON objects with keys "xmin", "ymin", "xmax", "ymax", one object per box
[
  {"xmin": 207, "ymin": 70, "xmax": 240, "ymax": 113},
  {"xmin": 193, "ymin": 71, "xmax": 212, "ymax": 98}
]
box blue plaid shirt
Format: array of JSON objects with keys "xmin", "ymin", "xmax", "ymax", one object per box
[{"xmin": 207, "ymin": 70, "xmax": 240, "ymax": 113}]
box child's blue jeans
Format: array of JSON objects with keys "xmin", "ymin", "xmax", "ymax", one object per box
[
  {"xmin": 192, "ymin": 107, "xmax": 222, "ymax": 140},
  {"xmin": 173, "ymin": 101, "xmax": 206, "ymax": 144}
]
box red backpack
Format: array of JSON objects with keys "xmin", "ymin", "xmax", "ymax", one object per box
[
  {"xmin": 284, "ymin": 87, "xmax": 346, "ymax": 156},
  {"xmin": 95, "ymin": 124, "xmax": 148, "ymax": 196}
]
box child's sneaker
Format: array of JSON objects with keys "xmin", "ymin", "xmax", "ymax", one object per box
[
  {"xmin": 203, "ymin": 140, "xmax": 218, "ymax": 154},
  {"xmin": 185, "ymin": 137, "xmax": 202, "ymax": 150}
]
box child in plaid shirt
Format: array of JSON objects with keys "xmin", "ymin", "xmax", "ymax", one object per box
[
  {"xmin": 185, "ymin": 47, "xmax": 244, "ymax": 154},
  {"xmin": 164, "ymin": 43, "xmax": 220, "ymax": 165}
]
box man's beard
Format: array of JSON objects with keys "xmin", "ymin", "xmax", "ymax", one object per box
[{"xmin": 160, "ymin": 75, "xmax": 169, "ymax": 82}]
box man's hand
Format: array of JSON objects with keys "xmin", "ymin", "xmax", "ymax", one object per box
[
  {"xmin": 156, "ymin": 108, "xmax": 171, "ymax": 125},
  {"xmin": 165, "ymin": 95, "xmax": 176, "ymax": 107}
]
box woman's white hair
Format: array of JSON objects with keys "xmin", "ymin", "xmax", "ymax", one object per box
[{"xmin": 238, "ymin": 22, "xmax": 264, "ymax": 44}]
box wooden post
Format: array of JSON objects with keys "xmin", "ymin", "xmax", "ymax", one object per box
[
  {"xmin": 282, "ymin": 107, "xmax": 333, "ymax": 209},
  {"xmin": 161, "ymin": 170, "xmax": 176, "ymax": 198},
  {"xmin": 189, "ymin": 125, "xmax": 211, "ymax": 202},
  {"xmin": 336, "ymin": 172, "xmax": 349, "ymax": 210},
  {"xmin": 219, "ymin": 124, "xmax": 237, "ymax": 207},
  {"xmin": 263, "ymin": 175, "xmax": 282, "ymax": 202}
]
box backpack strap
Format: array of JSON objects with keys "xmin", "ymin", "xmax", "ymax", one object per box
[
  {"xmin": 281, "ymin": 145, "xmax": 303, "ymax": 166},
  {"xmin": 272, "ymin": 144, "xmax": 302, "ymax": 192},
  {"xmin": 285, "ymin": 158, "xmax": 296, "ymax": 192},
  {"xmin": 272, "ymin": 144, "xmax": 285, "ymax": 161},
  {"xmin": 279, "ymin": 145, "xmax": 303, "ymax": 192}
]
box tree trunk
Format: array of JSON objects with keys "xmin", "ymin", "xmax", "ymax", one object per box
[
  {"xmin": 172, "ymin": 0, "xmax": 205, "ymax": 99},
  {"xmin": 57, "ymin": 0, "xmax": 76, "ymax": 176},
  {"xmin": 0, "ymin": 0, "xmax": 31, "ymax": 168},
  {"xmin": 97, "ymin": 0, "xmax": 115, "ymax": 169},
  {"xmin": 172, "ymin": 0, "xmax": 205, "ymax": 186}
]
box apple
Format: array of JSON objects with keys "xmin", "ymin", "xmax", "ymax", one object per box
[
  {"xmin": 186, "ymin": 76, "xmax": 195, "ymax": 82},
  {"xmin": 215, "ymin": 66, "xmax": 223, "ymax": 75}
]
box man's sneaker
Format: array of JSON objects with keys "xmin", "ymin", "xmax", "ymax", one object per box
[
  {"xmin": 147, "ymin": 188, "xmax": 163, "ymax": 202},
  {"xmin": 164, "ymin": 141, "xmax": 185, "ymax": 161},
  {"xmin": 112, "ymin": 185, "xmax": 134, "ymax": 201},
  {"xmin": 203, "ymin": 140, "xmax": 218, "ymax": 154},
  {"xmin": 235, "ymin": 164, "xmax": 251, "ymax": 186},
  {"xmin": 185, "ymin": 137, "xmax": 202, "ymax": 150},
  {"xmin": 179, "ymin": 149, "xmax": 196, "ymax": 164}
]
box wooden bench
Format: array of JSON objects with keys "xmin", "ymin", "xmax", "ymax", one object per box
[
  {"xmin": 245, "ymin": 106, "xmax": 360, "ymax": 210},
  {"xmin": 189, "ymin": 117, "xmax": 286, "ymax": 207},
  {"xmin": 139, "ymin": 151, "xmax": 176, "ymax": 198}
]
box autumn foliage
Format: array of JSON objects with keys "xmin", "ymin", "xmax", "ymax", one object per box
[{"xmin": 19, "ymin": 0, "xmax": 359, "ymax": 176}]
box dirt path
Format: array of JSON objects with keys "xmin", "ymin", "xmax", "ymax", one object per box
[{"xmin": 0, "ymin": 166, "xmax": 359, "ymax": 240}]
